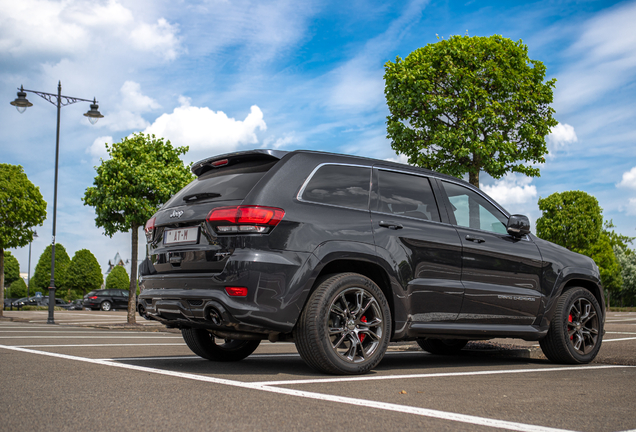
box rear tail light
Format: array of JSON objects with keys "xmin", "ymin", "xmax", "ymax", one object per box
[
  {"xmin": 89, "ymin": 296, "xmax": 98, "ymax": 300},
  {"xmin": 225, "ymin": 287, "xmax": 248, "ymax": 297},
  {"xmin": 207, "ymin": 206, "xmax": 284, "ymax": 234},
  {"xmin": 145, "ymin": 216, "xmax": 156, "ymax": 242}
]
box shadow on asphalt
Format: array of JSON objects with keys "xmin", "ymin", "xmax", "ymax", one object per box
[{"xmin": 114, "ymin": 350, "xmax": 551, "ymax": 379}]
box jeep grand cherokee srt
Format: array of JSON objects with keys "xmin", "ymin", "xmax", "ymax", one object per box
[{"xmin": 138, "ymin": 149, "xmax": 605, "ymax": 374}]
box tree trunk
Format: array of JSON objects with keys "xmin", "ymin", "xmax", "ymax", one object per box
[
  {"xmin": 469, "ymin": 154, "xmax": 480, "ymax": 188},
  {"xmin": 128, "ymin": 224, "xmax": 139, "ymax": 324},
  {"xmin": 0, "ymin": 248, "xmax": 4, "ymax": 317}
]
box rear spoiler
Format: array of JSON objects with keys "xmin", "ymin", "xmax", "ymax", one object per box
[{"xmin": 191, "ymin": 149, "xmax": 288, "ymax": 177}]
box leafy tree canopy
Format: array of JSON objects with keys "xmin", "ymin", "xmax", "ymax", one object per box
[
  {"xmin": 105, "ymin": 265, "xmax": 129, "ymax": 291},
  {"xmin": 536, "ymin": 191, "xmax": 603, "ymax": 253},
  {"xmin": 83, "ymin": 133, "xmax": 193, "ymax": 323},
  {"xmin": 66, "ymin": 249, "xmax": 103, "ymax": 295},
  {"xmin": 614, "ymin": 245, "xmax": 636, "ymax": 306},
  {"xmin": 384, "ymin": 34, "xmax": 557, "ymax": 187},
  {"xmin": 0, "ymin": 164, "xmax": 47, "ymax": 250},
  {"xmin": 7, "ymin": 278, "xmax": 27, "ymax": 298},
  {"xmin": 31, "ymin": 244, "xmax": 70, "ymax": 291},
  {"xmin": 3, "ymin": 251, "xmax": 20, "ymax": 286},
  {"xmin": 83, "ymin": 133, "xmax": 193, "ymax": 237},
  {"xmin": 0, "ymin": 164, "xmax": 47, "ymax": 314},
  {"xmin": 585, "ymin": 233, "xmax": 623, "ymax": 294}
]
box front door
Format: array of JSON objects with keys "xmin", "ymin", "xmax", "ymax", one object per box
[{"xmin": 439, "ymin": 180, "xmax": 543, "ymax": 325}]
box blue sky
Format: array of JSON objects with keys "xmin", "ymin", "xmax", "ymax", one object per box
[{"xmin": 2, "ymin": 0, "xmax": 635, "ymax": 276}]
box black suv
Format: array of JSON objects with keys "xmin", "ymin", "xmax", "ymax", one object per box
[
  {"xmin": 138, "ymin": 150, "xmax": 604, "ymax": 374},
  {"xmin": 83, "ymin": 289, "xmax": 129, "ymax": 311}
]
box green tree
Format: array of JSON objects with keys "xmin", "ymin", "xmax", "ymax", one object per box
[
  {"xmin": 3, "ymin": 251, "xmax": 20, "ymax": 287},
  {"xmin": 535, "ymin": 191, "xmax": 621, "ymax": 304},
  {"xmin": 614, "ymin": 246, "xmax": 636, "ymax": 306},
  {"xmin": 83, "ymin": 133, "xmax": 193, "ymax": 323},
  {"xmin": 536, "ymin": 191, "xmax": 603, "ymax": 252},
  {"xmin": 31, "ymin": 244, "xmax": 71, "ymax": 293},
  {"xmin": 105, "ymin": 265, "xmax": 129, "ymax": 291},
  {"xmin": 384, "ymin": 34, "xmax": 558, "ymax": 187},
  {"xmin": 7, "ymin": 278, "xmax": 27, "ymax": 299},
  {"xmin": 0, "ymin": 164, "xmax": 47, "ymax": 316},
  {"xmin": 66, "ymin": 249, "xmax": 103, "ymax": 297}
]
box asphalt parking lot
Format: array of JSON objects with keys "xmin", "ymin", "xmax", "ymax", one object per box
[{"xmin": 1, "ymin": 311, "xmax": 634, "ymax": 432}]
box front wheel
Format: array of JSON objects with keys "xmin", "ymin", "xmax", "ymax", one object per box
[
  {"xmin": 417, "ymin": 338, "xmax": 468, "ymax": 355},
  {"xmin": 540, "ymin": 287, "xmax": 603, "ymax": 364},
  {"xmin": 295, "ymin": 273, "xmax": 392, "ymax": 375},
  {"xmin": 181, "ymin": 328, "xmax": 260, "ymax": 362}
]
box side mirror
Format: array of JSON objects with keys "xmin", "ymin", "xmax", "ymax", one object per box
[{"xmin": 507, "ymin": 214, "xmax": 530, "ymax": 237}]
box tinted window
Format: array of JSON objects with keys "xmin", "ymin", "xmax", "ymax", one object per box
[
  {"xmin": 377, "ymin": 170, "xmax": 440, "ymax": 222},
  {"xmin": 165, "ymin": 160, "xmax": 277, "ymax": 208},
  {"xmin": 301, "ymin": 165, "xmax": 371, "ymax": 210},
  {"xmin": 441, "ymin": 181, "xmax": 508, "ymax": 234}
]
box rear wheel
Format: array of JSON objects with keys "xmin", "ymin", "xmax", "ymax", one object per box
[
  {"xmin": 540, "ymin": 287, "xmax": 603, "ymax": 364},
  {"xmin": 295, "ymin": 273, "xmax": 391, "ymax": 375},
  {"xmin": 417, "ymin": 338, "xmax": 468, "ymax": 355},
  {"xmin": 181, "ymin": 328, "xmax": 260, "ymax": 362},
  {"xmin": 100, "ymin": 301, "xmax": 112, "ymax": 311}
]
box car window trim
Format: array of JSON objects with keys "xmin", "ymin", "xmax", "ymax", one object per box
[{"xmin": 296, "ymin": 162, "xmax": 373, "ymax": 211}]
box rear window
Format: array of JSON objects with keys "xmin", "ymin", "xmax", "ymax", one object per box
[
  {"xmin": 376, "ymin": 170, "xmax": 440, "ymax": 222},
  {"xmin": 300, "ymin": 164, "xmax": 371, "ymax": 210},
  {"xmin": 164, "ymin": 160, "xmax": 277, "ymax": 208}
]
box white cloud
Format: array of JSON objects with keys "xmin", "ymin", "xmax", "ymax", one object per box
[
  {"xmin": 623, "ymin": 198, "xmax": 636, "ymax": 216},
  {"xmin": 99, "ymin": 81, "xmax": 159, "ymax": 131},
  {"xmin": 0, "ymin": 0, "xmax": 182, "ymax": 62},
  {"xmin": 262, "ymin": 133, "xmax": 297, "ymax": 149},
  {"xmin": 385, "ymin": 153, "xmax": 410, "ymax": 165},
  {"xmin": 481, "ymin": 174, "xmax": 538, "ymax": 207},
  {"xmin": 618, "ymin": 167, "xmax": 636, "ymax": 190},
  {"xmin": 546, "ymin": 123, "xmax": 577, "ymax": 155},
  {"xmin": 130, "ymin": 18, "xmax": 182, "ymax": 61},
  {"xmin": 87, "ymin": 136, "xmax": 113, "ymax": 163},
  {"xmin": 555, "ymin": 2, "xmax": 636, "ymax": 113},
  {"xmin": 143, "ymin": 101, "xmax": 267, "ymax": 160}
]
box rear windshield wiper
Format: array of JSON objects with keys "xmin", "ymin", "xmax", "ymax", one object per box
[{"xmin": 183, "ymin": 192, "xmax": 221, "ymax": 202}]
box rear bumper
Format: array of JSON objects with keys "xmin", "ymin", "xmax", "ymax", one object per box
[{"xmin": 138, "ymin": 250, "xmax": 313, "ymax": 335}]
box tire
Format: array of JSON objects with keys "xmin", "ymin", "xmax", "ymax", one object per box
[
  {"xmin": 295, "ymin": 273, "xmax": 392, "ymax": 375},
  {"xmin": 181, "ymin": 328, "xmax": 260, "ymax": 362},
  {"xmin": 539, "ymin": 287, "xmax": 603, "ymax": 364},
  {"xmin": 417, "ymin": 338, "xmax": 468, "ymax": 355},
  {"xmin": 100, "ymin": 301, "xmax": 112, "ymax": 311}
]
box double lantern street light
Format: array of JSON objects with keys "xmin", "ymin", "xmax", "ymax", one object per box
[{"xmin": 10, "ymin": 82, "xmax": 104, "ymax": 324}]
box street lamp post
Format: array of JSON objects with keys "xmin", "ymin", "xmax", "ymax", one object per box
[
  {"xmin": 27, "ymin": 231, "xmax": 38, "ymax": 300},
  {"xmin": 11, "ymin": 82, "xmax": 103, "ymax": 324}
]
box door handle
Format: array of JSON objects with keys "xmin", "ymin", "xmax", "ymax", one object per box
[
  {"xmin": 465, "ymin": 235, "xmax": 485, "ymax": 243},
  {"xmin": 379, "ymin": 221, "xmax": 403, "ymax": 230}
]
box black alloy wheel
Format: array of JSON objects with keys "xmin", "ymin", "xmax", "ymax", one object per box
[
  {"xmin": 540, "ymin": 287, "xmax": 603, "ymax": 364},
  {"xmin": 295, "ymin": 273, "xmax": 391, "ymax": 375},
  {"xmin": 181, "ymin": 328, "xmax": 261, "ymax": 362}
]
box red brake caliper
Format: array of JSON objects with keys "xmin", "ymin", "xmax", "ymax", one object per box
[
  {"xmin": 359, "ymin": 316, "xmax": 367, "ymax": 343},
  {"xmin": 568, "ymin": 314, "xmax": 573, "ymax": 340}
]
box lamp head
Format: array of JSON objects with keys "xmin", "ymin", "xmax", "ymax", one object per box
[
  {"xmin": 84, "ymin": 98, "xmax": 104, "ymax": 125},
  {"xmin": 10, "ymin": 85, "xmax": 32, "ymax": 113}
]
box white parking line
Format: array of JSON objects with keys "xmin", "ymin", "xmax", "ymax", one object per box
[
  {"xmin": 606, "ymin": 332, "xmax": 636, "ymax": 335},
  {"xmin": 0, "ymin": 344, "xmax": 578, "ymax": 432},
  {"xmin": 601, "ymin": 337, "xmax": 636, "ymax": 343},
  {"xmin": 255, "ymin": 364, "xmax": 631, "ymax": 386},
  {"xmin": 14, "ymin": 343, "xmax": 186, "ymax": 348},
  {"xmin": 606, "ymin": 318, "xmax": 636, "ymax": 322},
  {"xmin": 0, "ymin": 335, "xmax": 181, "ymax": 339},
  {"xmin": 0, "ymin": 330, "xmax": 174, "ymax": 335}
]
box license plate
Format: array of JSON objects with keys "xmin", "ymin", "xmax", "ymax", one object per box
[{"xmin": 163, "ymin": 227, "xmax": 199, "ymax": 245}]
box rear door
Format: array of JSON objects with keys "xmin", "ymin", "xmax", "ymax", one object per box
[
  {"xmin": 438, "ymin": 180, "xmax": 543, "ymax": 325},
  {"xmin": 146, "ymin": 154, "xmax": 282, "ymax": 276},
  {"xmin": 370, "ymin": 168, "xmax": 464, "ymax": 323}
]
